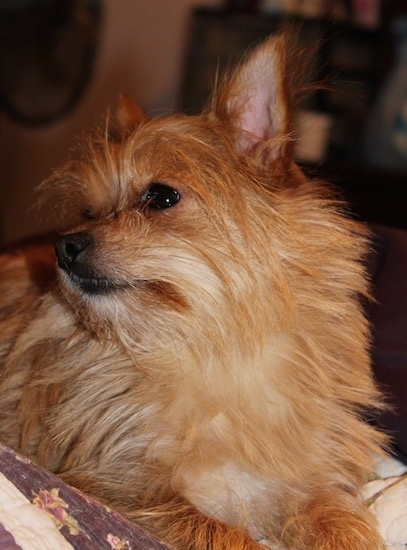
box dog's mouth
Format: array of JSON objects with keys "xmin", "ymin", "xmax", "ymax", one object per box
[
  {"xmin": 55, "ymin": 232, "xmax": 187, "ymax": 309},
  {"xmin": 62, "ymin": 269, "xmax": 126, "ymax": 296}
]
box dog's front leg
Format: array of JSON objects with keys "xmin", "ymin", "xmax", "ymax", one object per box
[{"xmin": 130, "ymin": 494, "xmax": 271, "ymax": 550}]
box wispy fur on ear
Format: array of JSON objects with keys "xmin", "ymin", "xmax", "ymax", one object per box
[
  {"xmin": 207, "ymin": 35, "xmax": 293, "ymax": 162},
  {"xmin": 207, "ymin": 32, "xmax": 320, "ymax": 166},
  {"xmin": 108, "ymin": 93, "xmax": 148, "ymax": 142}
]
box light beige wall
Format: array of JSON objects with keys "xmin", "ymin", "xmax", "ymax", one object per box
[{"xmin": 0, "ymin": 0, "xmax": 220, "ymax": 244}]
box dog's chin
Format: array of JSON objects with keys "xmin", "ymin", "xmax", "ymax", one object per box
[
  {"xmin": 58, "ymin": 268, "xmax": 189, "ymax": 315},
  {"xmin": 59, "ymin": 269, "xmax": 127, "ymax": 296}
]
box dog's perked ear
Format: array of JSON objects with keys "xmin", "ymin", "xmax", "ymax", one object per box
[
  {"xmin": 208, "ymin": 34, "xmax": 294, "ymax": 163},
  {"xmin": 108, "ymin": 93, "xmax": 147, "ymax": 141}
]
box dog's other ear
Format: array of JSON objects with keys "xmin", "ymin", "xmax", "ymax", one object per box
[
  {"xmin": 209, "ymin": 35, "xmax": 293, "ymax": 163},
  {"xmin": 108, "ymin": 94, "xmax": 147, "ymax": 141}
]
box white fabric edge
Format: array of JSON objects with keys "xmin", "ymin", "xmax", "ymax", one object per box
[{"xmin": 0, "ymin": 471, "xmax": 73, "ymax": 550}]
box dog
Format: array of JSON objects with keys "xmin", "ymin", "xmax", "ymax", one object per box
[{"xmin": 0, "ymin": 35, "xmax": 387, "ymax": 549}]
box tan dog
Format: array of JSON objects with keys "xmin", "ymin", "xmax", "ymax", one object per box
[{"xmin": 0, "ymin": 36, "xmax": 386, "ymax": 549}]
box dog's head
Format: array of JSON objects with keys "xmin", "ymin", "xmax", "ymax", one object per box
[{"xmin": 41, "ymin": 35, "xmax": 367, "ymax": 366}]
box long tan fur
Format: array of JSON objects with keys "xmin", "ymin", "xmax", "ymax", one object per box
[{"xmin": 0, "ymin": 36, "xmax": 386, "ymax": 549}]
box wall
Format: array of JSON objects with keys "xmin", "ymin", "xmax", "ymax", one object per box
[{"xmin": 0, "ymin": 0, "xmax": 220, "ymax": 244}]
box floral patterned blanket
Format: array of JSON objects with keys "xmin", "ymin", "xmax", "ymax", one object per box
[
  {"xmin": 0, "ymin": 445, "xmax": 168, "ymax": 550},
  {"xmin": 0, "ymin": 444, "xmax": 406, "ymax": 549}
]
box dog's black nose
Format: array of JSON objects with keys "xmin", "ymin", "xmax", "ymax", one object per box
[{"xmin": 55, "ymin": 232, "xmax": 95, "ymax": 273}]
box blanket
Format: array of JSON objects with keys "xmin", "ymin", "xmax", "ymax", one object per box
[{"xmin": 0, "ymin": 445, "xmax": 406, "ymax": 550}]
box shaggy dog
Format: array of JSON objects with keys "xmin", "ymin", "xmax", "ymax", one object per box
[{"xmin": 0, "ymin": 36, "xmax": 386, "ymax": 548}]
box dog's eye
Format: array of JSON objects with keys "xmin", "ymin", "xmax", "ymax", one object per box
[{"xmin": 141, "ymin": 183, "xmax": 180, "ymax": 210}]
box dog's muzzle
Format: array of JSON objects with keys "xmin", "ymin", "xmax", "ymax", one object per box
[{"xmin": 55, "ymin": 232, "xmax": 117, "ymax": 295}]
